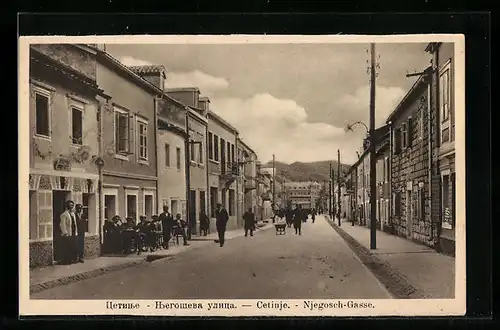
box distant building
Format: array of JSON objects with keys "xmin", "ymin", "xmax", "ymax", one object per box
[
  {"xmin": 284, "ymin": 181, "xmax": 321, "ymax": 210},
  {"xmin": 238, "ymin": 138, "xmax": 258, "ymax": 216}
]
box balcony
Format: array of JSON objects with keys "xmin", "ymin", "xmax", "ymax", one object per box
[
  {"xmin": 244, "ymin": 176, "xmax": 256, "ymax": 192},
  {"xmin": 219, "ymin": 162, "xmax": 239, "ymax": 186}
]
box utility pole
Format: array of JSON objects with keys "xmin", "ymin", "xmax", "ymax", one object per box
[
  {"xmin": 337, "ymin": 149, "xmax": 341, "ymax": 227},
  {"xmin": 272, "ymin": 154, "xmax": 276, "ymax": 223},
  {"xmin": 329, "ymin": 162, "xmax": 333, "ymax": 219},
  {"xmin": 369, "ymin": 42, "xmax": 377, "ymax": 250}
]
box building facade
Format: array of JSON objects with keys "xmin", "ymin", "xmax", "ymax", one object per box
[
  {"xmin": 284, "ymin": 181, "xmax": 321, "ymax": 211},
  {"xmin": 207, "ymin": 111, "xmax": 240, "ymax": 231},
  {"xmin": 96, "ymin": 48, "xmax": 159, "ymax": 229},
  {"xmin": 29, "ymin": 44, "xmax": 102, "ymax": 267},
  {"xmin": 388, "ymin": 70, "xmax": 434, "ymax": 245},
  {"xmin": 238, "ymin": 139, "xmax": 258, "ymax": 215},
  {"xmin": 426, "ymin": 42, "xmax": 456, "ymax": 255}
]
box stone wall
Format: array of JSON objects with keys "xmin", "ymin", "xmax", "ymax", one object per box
[{"xmin": 29, "ymin": 240, "xmax": 53, "ymax": 268}]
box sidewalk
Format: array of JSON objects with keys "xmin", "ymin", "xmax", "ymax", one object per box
[
  {"xmin": 30, "ymin": 222, "xmax": 274, "ymax": 294},
  {"xmin": 325, "ymin": 216, "xmax": 455, "ymax": 299}
]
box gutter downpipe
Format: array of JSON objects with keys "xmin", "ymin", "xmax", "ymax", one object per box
[
  {"xmin": 97, "ymin": 98, "xmax": 104, "ymax": 249},
  {"xmin": 388, "ymin": 121, "xmax": 393, "ymax": 233},
  {"xmin": 154, "ymin": 96, "xmax": 160, "ymax": 216},
  {"xmin": 185, "ymin": 109, "xmax": 192, "ymax": 240}
]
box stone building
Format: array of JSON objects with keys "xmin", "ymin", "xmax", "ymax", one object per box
[
  {"xmin": 387, "ymin": 68, "xmax": 434, "ymax": 245},
  {"xmin": 426, "ymin": 42, "xmax": 456, "ymax": 255},
  {"xmin": 29, "ymin": 44, "xmax": 104, "ymax": 267},
  {"xmin": 284, "ymin": 181, "xmax": 321, "ymax": 211}
]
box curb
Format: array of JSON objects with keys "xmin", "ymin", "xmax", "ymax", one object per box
[
  {"xmin": 324, "ymin": 216, "xmax": 426, "ymax": 299},
  {"xmin": 30, "ymin": 255, "xmax": 171, "ymax": 295}
]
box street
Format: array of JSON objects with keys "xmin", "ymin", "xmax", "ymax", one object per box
[{"xmin": 32, "ymin": 216, "xmax": 391, "ymax": 300}]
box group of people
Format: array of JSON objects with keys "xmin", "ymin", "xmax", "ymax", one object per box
[
  {"xmin": 102, "ymin": 205, "xmax": 190, "ymax": 255},
  {"xmin": 58, "ymin": 200, "xmax": 88, "ymax": 264},
  {"xmin": 274, "ymin": 205, "xmax": 317, "ymax": 235}
]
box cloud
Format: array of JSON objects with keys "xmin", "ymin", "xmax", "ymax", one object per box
[
  {"xmin": 210, "ymin": 93, "xmax": 352, "ymax": 164},
  {"xmin": 117, "ymin": 56, "xmax": 154, "ymax": 67},
  {"xmin": 164, "ymin": 70, "xmax": 230, "ymax": 94},
  {"xmin": 337, "ymin": 85, "xmax": 406, "ymax": 127}
]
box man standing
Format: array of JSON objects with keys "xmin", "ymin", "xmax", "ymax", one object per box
[
  {"xmin": 243, "ymin": 207, "xmax": 256, "ymax": 237},
  {"xmin": 59, "ymin": 200, "xmax": 78, "ymax": 264},
  {"xmin": 293, "ymin": 204, "xmax": 303, "ymax": 235},
  {"xmin": 74, "ymin": 204, "xmax": 86, "ymax": 263},
  {"xmin": 158, "ymin": 205, "xmax": 174, "ymax": 249},
  {"xmin": 215, "ymin": 203, "xmax": 229, "ymax": 247}
]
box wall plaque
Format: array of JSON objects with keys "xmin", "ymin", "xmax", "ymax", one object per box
[{"xmin": 54, "ymin": 157, "xmax": 72, "ymax": 171}]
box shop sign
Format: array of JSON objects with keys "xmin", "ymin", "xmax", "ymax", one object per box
[{"xmin": 442, "ymin": 207, "xmax": 452, "ymax": 229}]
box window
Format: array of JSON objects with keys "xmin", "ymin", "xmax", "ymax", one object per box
[
  {"xmin": 226, "ymin": 141, "xmax": 231, "ymax": 166},
  {"xmin": 137, "ymin": 119, "xmax": 148, "ymax": 161},
  {"xmin": 439, "ymin": 60, "xmax": 452, "ymax": 145},
  {"xmin": 214, "ymin": 135, "xmax": 219, "ymax": 161},
  {"xmin": 407, "ymin": 118, "xmax": 413, "ymax": 147},
  {"xmin": 190, "ymin": 142, "xmax": 196, "ymax": 162},
  {"xmin": 199, "ymin": 142, "xmax": 204, "ymax": 165},
  {"xmin": 210, "ymin": 187, "xmax": 218, "ymax": 217},
  {"xmin": 104, "ymin": 195, "xmax": 116, "ymax": 222},
  {"xmin": 385, "ymin": 157, "xmax": 390, "ymax": 181},
  {"xmin": 171, "ymin": 200, "xmax": 179, "ymax": 216},
  {"xmin": 208, "ymin": 132, "xmax": 213, "ymax": 160},
  {"xmin": 228, "ymin": 189, "xmax": 235, "ymax": 216},
  {"xmin": 394, "ymin": 192, "xmax": 401, "ymax": 217},
  {"xmin": 420, "ymin": 107, "xmax": 425, "ymax": 141},
  {"xmin": 126, "ymin": 194, "xmax": 137, "ymax": 222},
  {"xmin": 38, "ymin": 191, "xmax": 53, "ymax": 239},
  {"xmin": 401, "ymin": 123, "xmax": 407, "ymax": 149},
  {"xmin": 144, "ymin": 194, "xmax": 153, "ymax": 218},
  {"xmin": 441, "ymin": 174, "xmax": 453, "ymax": 229},
  {"xmin": 29, "ymin": 191, "xmax": 37, "ymax": 240},
  {"xmin": 115, "ymin": 109, "xmax": 133, "ymax": 155},
  {"xmin": 417, "ymin": 188, "xmax": 425, "ymax": 221},
  {"xmin": 440, "ymin": 66, "xmax": 451, "ymax": 122},
  {"xmin": 231, "ymin": 144, "xmax": 235, "ymax": 163},
  {"xmin": 70, "ymin": 106, "xmax": 84, "ymax": 145},
  {"xmin": 165, "ymin": 143, "xmax": 170, "ymax": 167},
  {"xmin": 176, "ymin": 147, "xmax": 181, "ymax": 170},
  {"xmin": 394, "ymin": 129, "xmax": 402, "ymax": 155},
  {"xmin": 35, "ymin": 91, "xmax": 50, "ymax": 137}
]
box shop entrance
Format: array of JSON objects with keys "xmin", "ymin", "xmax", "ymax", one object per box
[
  {"xmin": 52, "ymin": 190, "xmax": 71, "ymax": 262},
  {"xmin": 189, "ymin": 190, "xmax": 197, "ymax": 235}
]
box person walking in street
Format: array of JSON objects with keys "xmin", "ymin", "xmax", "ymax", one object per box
[
  {"xmin": 285, "ymin": 206, "xmax": 294, "ymax": 228},
  {"xmin": 243, "ymin": 207, "xmax": 256, "ymax": 237},
  {"xmin": 293, "ymin": 204, "xmax": 303, "ymax": 235},
  {"xmin": 215, "ymin": 203, "xmax": 229, "ymax": 247},
  {"xmin": 158, "ymin": 205, "xmax": 174, "ymax": 249},
  {"xmin": 311, "ymin": 208, "xmax": 316, "ymax": 224},
  {"xmin": 59, "ymin": 200, "xmax": 78, "ymax": 264},
  {"xmin": 74, "ymin": 204, "xmax": 87, "ymax": 263},
  {"xmin": 200, "ymin": 210, "xmax": 210, "ymax": 236}
]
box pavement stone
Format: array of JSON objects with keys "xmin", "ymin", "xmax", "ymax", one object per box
[{"xmin": 325, "ymin": 216, "xmax": 455, "ymax": 299}]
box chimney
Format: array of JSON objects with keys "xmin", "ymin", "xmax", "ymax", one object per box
[
  {"xmin": 128, "ymin": 65, "xmax": 167, "ymax": 91},
  {"xmin": 165, "ymin": 87, "xmax": 201, "ymax": 108}
]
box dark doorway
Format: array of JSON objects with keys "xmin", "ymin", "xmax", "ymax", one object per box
[
  {"xmin": 189, "ymin": 190, "xmax": 197, "ymax": 235},
  {"xmin": 52, "ymin": 190, "xmax": 71, "ymax": 262},
  {"xmin": 220, "ymin": 138, "xmax": 226, "ymax": 174},
  {"xmin": 200, "ymin": 191, "xmax": 206, "ymax": 214}
]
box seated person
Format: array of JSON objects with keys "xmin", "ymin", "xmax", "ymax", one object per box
[{"xmin": 173, "ymin": 213, "xmax": 189, "ymax": 246}]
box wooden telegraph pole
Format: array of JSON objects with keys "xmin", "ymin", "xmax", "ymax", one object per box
[
  {"xmin": 369, "ymin": 43, "xmax": 377, "ymax": 250},
  {"xmin": 272, "ymin": 154, "xmax": 276, "ymax": 223},
  {"xmin": 329, "ymin": 162, "xmax": 333, "ymax": 218}
]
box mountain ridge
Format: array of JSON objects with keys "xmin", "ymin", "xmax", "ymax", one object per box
[{"xmin": 262, "ymin": 160, "xmax": 352, "ymax": 183}]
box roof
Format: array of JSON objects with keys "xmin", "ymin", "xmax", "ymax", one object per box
[
  {"xmin": 207, "ymin": 110, "xmax": 239, "ymax": 134},
  {"xmin": 385, "ymin": 66, "xmax": 432, "ymax": 123},
  {"xmin": 188, "ymin": 107, "xmax": 208, "ymax": 124},
  {"xmin": 425, "ymin": 42, "xmax": 442, "ymax": 53},
  {"xmin": 30, "ymin": 47, "xmax": 103, "ymax": 94},
  {"xmin": 92, "ymin": 47, "xmax": 164, "ymax": 96},
  {"xmin": 237, "ymin": 138, "xmax": 257, "ymax": 156},
  {"xmin": 166, "ymin": 87, "xmax": 200, "ymax": 93},
  {"xmin": 199, "ymin": 96, "xmax": 211, "ymax": 102},
  {"xmin": 128, "ymin": 65, "xmax": 167, "ymax": 79}
]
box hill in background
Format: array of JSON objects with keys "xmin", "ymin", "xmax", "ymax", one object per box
[{"xmin": 262, "ymin": 160, "xmax": 352, "ymax": 183}]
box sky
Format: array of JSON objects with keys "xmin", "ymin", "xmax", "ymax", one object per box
[{"xmin": 106, "ymin": 42, "xmax": 432, "ymax": 165}]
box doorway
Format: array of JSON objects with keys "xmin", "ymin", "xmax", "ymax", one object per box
[
  {"xmin": 200, "ymin": 191, "xmax": 206, "ymax": 214},
  {"xmin": 52, "ymin": 190, "xmax": 71, "ymax": 262},
  {"xmin": 189, "ymin": 190, "xmax": 197, "ymax": 235},
  {"xmin": 406, "ymin": 189, "xmax": 413, "ymax": 238}
]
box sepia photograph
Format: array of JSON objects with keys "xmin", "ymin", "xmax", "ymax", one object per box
[{"xmin": 19, "ymin": 35, "xmax": 465, "ymax": 316}]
